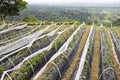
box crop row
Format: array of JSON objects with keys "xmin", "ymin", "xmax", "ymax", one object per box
[
  {"xmin": 110, "ymin": 28, "xmax": 120, "ymax": 64},
  {"xmin": 0, "ymin": 23, "xmax": 54, "ymax": 56},
  {"xmin": 0, "ymin": 23, "xmax": 68, "ymax": 75},
  {"xmin": 0, "ymin": 24, "xmax": 16, "ymax": 31},
  {"xmin": 39, "ymin": 24, "xmax": 85, "ymax": 80},
  {"xmin": 0, "ymin": 24, "xmax": 46, "ymax": 46},
  {"xmin": 1, "ymin": 23, "xmax": 118, "ymax": 80},
  {"xmin": 1, "ymin": 23, "xmax": 77, "ymax": 80},
  {"xmin": 99, "ymin": 27, "xmax": 117, "ymax": 80}
]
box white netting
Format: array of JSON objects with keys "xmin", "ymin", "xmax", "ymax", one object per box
[
  {"xmin": 33, "ymin": 22, "xmax": 85, "ymax": 80},
  {"xmin": 0, "ymin": 22, "xmax": 73, "ymax": 80},
  {"xmin": 0, "ymin": 24, "xmax": 41, "ymax": 45},
  {"xmin": 0, "ymin": 24, "xmax": 27, "ymax": 35},
  {"xmin": 0, "ymin": 24, "xmax": 6, "ymax": 30},
  {"xmin": 0, "ymin": 23, "xmax": 65, "ymax": 61},
  {"xmin": 0, "ymin": 23, "xmax": 53, "ymax": 55},
  {"xmin": 14, "ymin": 23, "xmax": 74, "ymax": 69}
]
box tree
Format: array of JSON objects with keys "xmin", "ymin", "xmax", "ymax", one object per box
[{"xmin": 0, "ymin": 0, "xmax": 27, "ymax": 21}]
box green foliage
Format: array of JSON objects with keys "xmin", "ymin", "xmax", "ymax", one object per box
[
  {"xmin": 52, "ymin": 27, "xmax": 74, "ymax": 49},
  {"xmin": 86, "ymin": 21, "xmax": 93, "ymax": 25},
  {"xmin": 21, "ymin": 15, "xmax": 39, "ymax": 22},
  {"xmin": 63, "ymin": 18, "xmax": 76, "ymax": 22},
  {"xmin": 15, "ymin": 52, "xmax": 45, "ymax": 80},
  {"xmin": 52, "ymin": 39, "xmax": 61, "ymax": 48},
  {"xmin": 17, "ymin": 73, "xmax": 26, "ymax": 80},
  {"xmin": 0, "ymin": 0, "xmax": 27, "ymax": 21},
  {"xmin": 63, "ymin": 18, "xmax": 80, "ymax": 25},
  {"xmin": 0, "ymin": 68, "xmax": 3, "ymax": 73},
  {"xmin": 4, "ymin": 6, "xmax": 120, "ymax": 26},
  {"xmin": 6, "ymin": 7, "xmax": 92, "ymax": 23}
]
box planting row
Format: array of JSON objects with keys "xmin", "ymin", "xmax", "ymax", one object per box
[
  {"xmin": 0, "ymin": 24, "xmax": 45, "ymax": 46},
  {"xmin": 0, "ymin": 23, "xmax": 54, "ymax": 56},
  {"xmin": 38, "ymin": 24, "xmax": 85, "ymax": 80},
  {"xmin": 0, "ymin": 26, "xmax": 32, "ymax": 41},
  {"xmin": 0, "ymin": 23, "xmax": 70, "ymax": 47},
  {"xmin": 0, "ymin": 24, "xmax": 27, "ymax": 35},
  {"xmin": 1, "ymin": 23, "xmax": 77, "ymax": 80},
  {"xmin": 110, "ymin": 28, "xmax": 120, "ymax": 64},
  {"xmin": 0, "ymin": 35, "xmax": 56, "ymax": 73},
  {"xmin": 99, "ymin": 27, "xmax": 117, "ymax": 80},
  {"xmin": 0, "ymin": 24, "xmax": 16, "ymax": 31},
  {"xmin": 0, "ymin": 23, "xmax": 68, "ymax": 74},
  {"xmin": 0, "ymin": 23, "xmax": 68, "ymax": 59}
]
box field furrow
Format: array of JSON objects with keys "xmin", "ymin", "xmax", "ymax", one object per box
[{"xmin": 90, "ymin": 26, "xmax": 100, "ymax": 80}]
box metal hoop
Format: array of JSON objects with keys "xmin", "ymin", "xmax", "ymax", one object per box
[
  {"xmin": 99, "ymin": 67, "xmax": 116, "ymax": 80},
  {"xmin": 26, "ymin": 59, "xmax": 35, "ymax": 74},
  {"xmin": 4, "ymin": 72, "xmax": 13, "ymax": 80},
  {"xmin": 42, "ymin": 52, "xmax": 47, "ymax": 63},
  {"xmin": 6, "ymin": 56, "xmax": 15, "ymax": 67},
  {"xmin": 61, "ymin": 53, "xmax": 71, "ymax": 64},
  {"xmin": 50, "ymin": 61, "xmax": 61, "ymax": 78}
]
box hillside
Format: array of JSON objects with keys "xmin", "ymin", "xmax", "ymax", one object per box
[{"xmin": 6, "ymin": 6, "xmax": 120, "ymax": 26}]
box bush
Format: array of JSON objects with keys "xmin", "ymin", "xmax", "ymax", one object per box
[
  {"xmin": 113, "ymin": 18, "xmax": 120, "ymax": 26},
  {"xmin": 21, "ymin": 15, "xmax": 40, "ymax": 22}
]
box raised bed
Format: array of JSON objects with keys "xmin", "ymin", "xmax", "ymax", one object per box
[
  {"xmin": 99, "ymin": 27, "xmax": 117, "ymax": 80},
  {"xmin": 110, "ymin": 28, "xmax": 120, "ymax": 63}
]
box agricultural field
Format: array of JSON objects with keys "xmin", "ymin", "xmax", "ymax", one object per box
[{"xmin": 0, "ymin": 22, "xmax": 120, "ymax": 80}]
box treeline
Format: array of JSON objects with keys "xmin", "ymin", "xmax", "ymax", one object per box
[{"xmin": 7, "ymin": 7, "xmax": 91, "ymax": 22}]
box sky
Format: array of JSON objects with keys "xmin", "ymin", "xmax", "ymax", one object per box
[{"xmin": 25, "ymin": 0, "xmax": 120, "ymax": 5}]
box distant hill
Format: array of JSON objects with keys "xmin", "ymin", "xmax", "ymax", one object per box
[
  {"xmin": 6, "ymin": 5, "xmax": 120, "ymax": 26},
  {"xmin": 62, "ymin": 3, "xmax": 120, "ymax": 7},
  {"xmin": 28, "ymin": 3, "xmax": 120, "ymax": 8}
]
